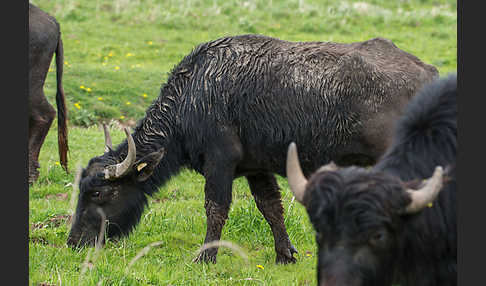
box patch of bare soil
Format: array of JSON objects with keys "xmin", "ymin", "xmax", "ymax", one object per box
[
  {"xmin": 30, "ymin": 214, "xmax": 72, "ymax": 231},
  {"xmin": 45, "ymin": 193, "xmax": 68, "ymax": 201},
  {"xmin": 29, "ymin": 236, "xmax": 63, "ymax": 248},
  {"xmin": 29, "ymin": 236, "xmax": 49, "ymax": 245}
]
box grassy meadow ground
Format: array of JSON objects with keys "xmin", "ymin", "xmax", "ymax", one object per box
[{"xmin": 29, "ymin": 0, "xmax": 457, "ymax": 285}]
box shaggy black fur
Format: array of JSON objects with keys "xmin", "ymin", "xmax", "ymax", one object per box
[
  {"xmin": 302, "ymin": 74, "xmax": 457, "ymax": 286},
  {"xmin": 68, "ymin": 34, "xmax": 438, "ymax": 264}
]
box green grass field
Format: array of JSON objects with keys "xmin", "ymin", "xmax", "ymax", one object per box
[{"xmin": 29, "ymin": 0, "xmax": 457, "ymax": 285}]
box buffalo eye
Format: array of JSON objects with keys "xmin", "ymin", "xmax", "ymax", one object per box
[
  {"xmin": 91, "ymin": 191, "xmax": 101, "ymax": 199},
  {"xmin": 369, "ymin": 229, "xmax": 388, "ymax": 247}
]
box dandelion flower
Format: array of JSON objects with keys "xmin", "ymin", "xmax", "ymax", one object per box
[
  {"xmin": 256, "ymin": 265, "xmax": 264, "ymax": 270},
  {"xmin": 306, "ymin": 253, "xmax": 312, "ymax": 257},
  {"xmin": 142, "ymin": 93, "xmax": 148, "ymax": 98},
  {"xmin": 64, "ymin": 61, "xmax": 69, "ymax": 65},
  {"xmin": 126, "ymin": 53, "xmax": 133, "ymax": 57},
  {"xmin": 108, "ymin": 51, "xmax": 114, "ymax": 57},
  {"xmin": 80, "ymin": 85, "xmax": 85, "ymax": 89},
  {"xmin": 147, "ymin": 41, "xmax": 153, "ymax": 45},
  {"xmin": 126, "ymin": 101, "xmax": 131, "ymax": 105},
  {"xmin": 120, "ymin": 115, "xmax": 125, "ymax": 119},
  {"xmin": 97, "ymin": 97, "xmax": 103, "ymax": 101},
  {"xmin": 55, "ymin": 162, "xmax": 61, "ymax": 166},
  {"xmin": 74, "ymin": 102, "xmax": 81, "ymax": 110},
  {"xmin": 86, "ymin": 88, "xmax": 92, "ymax": 92},
  {"xmin": 114, "ymin": 66, "xmax": 120, "ymax": 70}
]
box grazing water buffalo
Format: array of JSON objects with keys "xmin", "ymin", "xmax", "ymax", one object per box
[
  {"xmin": 29, "ymin": 4, "xmax": 68, "ymax": 184},
  {"xmin": 67, "ymin": 34, "xmax": 438, "ymax": 264},
  {"xmin": 287, "ymin": 74, "xmax": 456, "ymax": 285}
]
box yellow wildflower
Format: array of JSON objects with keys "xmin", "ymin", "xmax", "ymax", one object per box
[
  {"xmin": 427, "ymin": 202, "xmax": 433, "ymax": 208},
  {"xmin": 147, "ymin": 41, "xmax": 153, "ymax": 45},
  {"xmin": 80, "ymin": 85, "xmax": 85, "ymax": 89},
  {"xmin": 126, "ymin": 101, "xmax": 131, "ymax": 105},
  {"xmin": 125, "ymin": 53, "xmax": 133, "ymax": 57},
  {"xmin": 108, "ymin": 51, "xmax": 114, "ymax": 57},
  {"xmin": 64, "ymin": 61, "xmax": 69, "ymax": 65},
  {"xmin": 120, "ymin": 115, "xmax": 125, "ymax": 119},
  {"xmin": 86, "ymin": 88, "xmax": 92, "ymax": 92},
  {"xmin": 97, "ymin": 97, "xmax": 103, "ymax": 101},
  {"xmin": 256, "ymin": 265, "xmax": 264, "ymax": 270},
  {"xmin": 114, "ymin": 66, "xmax": 120, "ymax": 70},
  {"xmin": 74, "ymin": 102, "xmax": 81, "ymax": 110},
  {"xmin": 142, "ymin": 93, "xmax": 148, "ymax": 98},
  {"xmin": 55, "ymin": 162, "xmax": 61, "ymax": 166},
  {"xmin": 104, "ymin": 56, "xmax": 108, "ymax": 61}
]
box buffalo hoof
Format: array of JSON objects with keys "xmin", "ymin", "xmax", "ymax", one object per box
[
  {"xmin": 276, "ymin": 243, "xmax": 298, "ymax": 264},
  {"xmin": 28, "ymin": 161, "xmax": 40, "ymax": 185},
  {"xmin": 28, "ymin": 169, "xmax": 40, "ymax": 185},
  {"xmin": 193, "ymin": 249, "xmax": 217, "ymax": 264}
]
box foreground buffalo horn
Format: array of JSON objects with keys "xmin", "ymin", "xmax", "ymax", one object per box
[
  {"xmin": 103, "ymin": 124, "xmax": 113, "ymax": 153},
  {"xmin": 104, "ymin": 127, "xmax": 136, "ymax": 180},
  {"xmin": 404, "ymin": 166, "xmax": 444, "ymax": 213},
  {"xmin": 286, "ymin": 142, "xmax": 308, "ymax": 204}
]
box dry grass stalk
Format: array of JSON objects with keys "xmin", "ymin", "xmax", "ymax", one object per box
[
  {"xmin": 68, "ymin": 163, "xmax": 83, "ymax": 227},
  {"xmin": 195, "ymin": 240, "xmax": 248, "ymax": 263},
  {"xmin": 127, "ymin": 241, "xmax": 164, "ymax": 269},
  {"xmin": 78, "ymin": 208, "xmax": 107, "ymax": 281}
]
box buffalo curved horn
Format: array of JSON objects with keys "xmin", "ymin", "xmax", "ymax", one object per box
[
  {"xmin": 103, "ymin": 124, "xmax": 113, "ymax": 153},
  {"xmin": 104, "ymin": 127, "xmax": 137, "ymax": 180},
  {"xmin": 404, "ymin": 166, "xmax": 444, "ymax": 214},
  {"xmin": 286, "ymin": 142, "xmax": 308, "ymax": 204}
]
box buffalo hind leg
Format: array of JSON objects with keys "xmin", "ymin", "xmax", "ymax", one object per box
[
  {"xmin": 247, "ymin": 173, "xmax": 298, "ymax": 264},
  {"xmin": 28, "ymin": 89, "xmax": 56, "ymax": 184},
  {"xmin": 194, "ymin": 136, "xmax": 242, "ymax": 263}
]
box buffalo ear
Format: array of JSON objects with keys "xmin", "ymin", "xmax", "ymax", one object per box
[{"xmin": 134, "ymin": 148, "xmax": 166, "ymax": 182}]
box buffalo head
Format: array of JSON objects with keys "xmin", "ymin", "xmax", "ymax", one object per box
[
  {"xmin": 286, "ymin": 143, "xmax": 444, "ymax": 286},
  {"xmin": 67, "ymin": 127, "xmax": 165, "ymax": 247}
]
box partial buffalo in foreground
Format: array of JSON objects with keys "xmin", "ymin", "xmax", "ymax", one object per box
[
  {"xmin": 287, "ymin": 74, "xmax": 456, "ymax": 285},
  {"xmin": 29, "ymin": 4, "xmax": 69, "ymax": 184},
  {"xmin": 67, "ymin": 34, "xmax": 438, "ymax": 264}
]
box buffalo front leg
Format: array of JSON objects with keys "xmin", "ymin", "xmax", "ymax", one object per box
[
  {"xmin": 193, "ymin": 196, "xmax": 232, "ymax": 263},
  {"xmin": 247, "ymin": 173, "xmax": 298, "ymax": 264},
  {"xmin": 194, "ymin": 137, "xmax": 242, "ymax": 263},
  {"xmin": 193, "ymin": 167, "xmax": 235, "ymax": 264}
]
